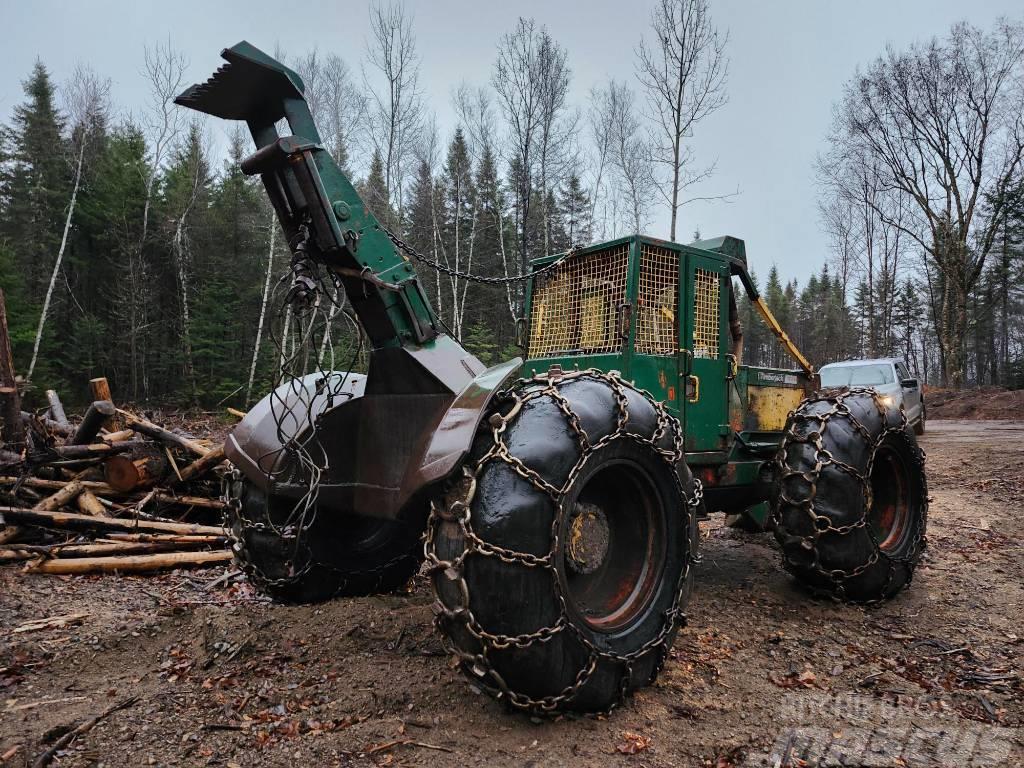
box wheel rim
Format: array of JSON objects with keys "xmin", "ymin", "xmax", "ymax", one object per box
[
  {"xmin": 868, "ymin": 445, "xmax": 912, "ymax": 552},
  {"xmin": 559, "ymin": 458, "xmax": 667, "ymax": 632}
]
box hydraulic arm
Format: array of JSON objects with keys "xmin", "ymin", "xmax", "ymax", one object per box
[
  {"xmin": 176, "ymin": 42, "xmax": 519, "ymax": 522},
  {"xmin": 176, "ymin": 41, "xmax": 435, "ymax": 348}
]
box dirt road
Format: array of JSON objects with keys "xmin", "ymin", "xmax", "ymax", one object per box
[{"xmin": 2, "ymin": 420, "xmax": 1021, "ymax": 767}]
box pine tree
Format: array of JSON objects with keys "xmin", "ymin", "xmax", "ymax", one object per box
[
  {"xmin": 361, "ymin": 149, "xmax": 394, "ymax": 230},
  {"xmin": 0, "ymin": 61, "xmax": 69, "ymax": 371},
  {"xmin": 557, "ymin": 173, "xmax": 592, "ymax": 249}
]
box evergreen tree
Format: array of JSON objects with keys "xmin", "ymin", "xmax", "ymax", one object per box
[
  {"xmin": 559, "ymin": 173, "xmax": 592, "ymax": 248},
  {"xmin": 0, "ymin": 61, "xmax": 68, "ymax": 369}
]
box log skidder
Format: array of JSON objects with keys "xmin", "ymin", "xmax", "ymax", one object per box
[
  {"xmin": 178, "ymin": 42, "xmax": 930, "ymax": 719},
  {"xmin": 426, "ymin": 369, "xmax": 701, "ymax": 714},
  {"xmin": 773, "ymin": 387, "xmax": 928, "ymax": 602}
]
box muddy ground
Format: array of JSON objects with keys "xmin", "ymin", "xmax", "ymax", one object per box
[{"xmin": 1, "ymin": 419, "xmax": 1021, "ymax": 767}]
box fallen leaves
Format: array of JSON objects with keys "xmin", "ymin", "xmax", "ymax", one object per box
[
  {"xmin": 615, "ymin": 731, "xmax": 651, "ymax": 754},
  {"xmin": 770, "ymin": 668, "xmax": 817, "ymax": 689}
]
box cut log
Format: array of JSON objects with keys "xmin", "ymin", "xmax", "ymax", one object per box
[
  {"xmin": 26, "ymin": 549, "xmax": 232, "ymax": 574},
  {"xmin": 116, "ymin": 410, "xmax": 209, "ymax": 457},
  {"xmin": 0, "ymin": 506, "xmax": 226, "ymax": 536},
  {"xmin": 71, "ymin": 400, "xmax": 115, "ymax": 445},
  {"xmin": 1, "ymin": 539, "xmax": 223, "ymax": 561},
  {"xmin": 47, "ymin": 441, "xmax": 144, "ymax": 461},
  {"xmin": 89, "ymin": 377, "xmax": 123, "ymax": 431},
  {"xmin": 33, "ymin": 479, "xmax": 85, "ymax": 511},
  {"xmin": 89, "ymin": 377, "xmax": 113, "ymax": 403},
  {"xmin": 177, "ymin": 444, "xmax": 226, "ymax": 484},
  {"xmin": 76, "ymin": 490, "xmax": 106, "ymax": 516},
  {"xmin": 103, "ymin": 532, "xmax": 226, "ymax": 544},
  {"xmin": 103, "ymin": 454, "xmax": 168, "ymax": 493},
  {"xmin": 102, "ymin": 429, "xmax": 135, "ymax": 443},
  {"xmin": 45, "ymin": 390, "xmax": 69, "ymax": 427},
  {"xmin": 0, "ymin": 289, "xmax": 24, "ymax": 451},
  {"xmin": 0, "ymin": 476, "xmax": 226, "ymax": 509},
  {"xmin": 227, "ymin": 407, "xmax": 247, "ymax": 419}
]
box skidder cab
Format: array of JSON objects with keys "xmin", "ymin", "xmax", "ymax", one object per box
[{"xmin": 178, "ymin": 42, "xmax": 928, "ymax": 716}]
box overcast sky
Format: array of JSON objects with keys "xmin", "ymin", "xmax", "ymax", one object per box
[{"xmin": 3, "ymin": 0, "xmax": 1021, "ymax": 285}]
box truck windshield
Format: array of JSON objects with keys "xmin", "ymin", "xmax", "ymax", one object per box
[{"xmin": 820, "ymin": 364, "xmax": 894, "ymax": 387}]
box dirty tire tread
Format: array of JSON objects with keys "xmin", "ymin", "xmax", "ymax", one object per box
[
  {"xmin": 426, "ymin": 369, "xmax": 698, "ymax": 715},
  {"xmin": 772, "ymin": 387, "xmax": 928, "ymax": 603},
  {"xmin": 228, "ymin": 484, "xmax": 423, "ymax": 604}
]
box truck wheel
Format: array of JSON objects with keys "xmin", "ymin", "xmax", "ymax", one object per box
[
  {"xmin": 226, "ymin": 480, "xmax": 423, "ymax": 603},
  {"xmin": 426, "ymin": 369, "xmax": 697, "ymax": 715},
  {"xmin": 773, "ymin": 388, "xmax": 927, "ymax": 602},
  {"xmin": 913, "ymin": 407, "xmax": 926, "ymax": 436}
]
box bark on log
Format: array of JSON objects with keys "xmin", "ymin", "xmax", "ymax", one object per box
[
  {"xmin": 176, "ymin": 444, "xmax": 226, "ymax": 483},
  {"xmin": 1, "ymin": 539, "xmax": 223, "ymax": 561},
  {"xmin": 89, "ymin": 377, "xmax": 123, "ymax": 431},
  {"xmin": 103, "ymin": 532, "xmax": 226, "ymax": 544},
  {"xmin": 0, "ymin": 289, "xmax": 24, "ymax": 451},
  {"xmin": 103, "ymin": 454, "xmax": 167, "ymax": 492},
  {"xmin": 0, "ymin": 476, "xmax": 226, "ymax": 509},
  {"xmin": 45, "ymin": 390, "xmax": 69, "ymax": 427},
  {"xmin": 48, "ymin": 441, "xmax": 144, "ymax": 460},
  {"xmin": 117, "ymin": 410, "xmax": 209, "ymax": 457},
  {"xmin": 26, "ymin": 549, "xmax": 232, "ymax": 574},
  {"xmin": 76, "ymin": 490, "xmax": 106, "ymax": 516},
  {"xmin": 33, "ymin": 479, "xmax": 85, "ymax": 512},
  {"xmin": 0, "ymin": 506, "xmax": 226, "ymax": 536},
  {"xmin": 71, "ymin": 401, "xmax": 115, "ymax": 445}
]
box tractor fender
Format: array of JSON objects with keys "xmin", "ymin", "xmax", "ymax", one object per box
[
  {"xmin": 405, "ymin": 357, "xmax": 522, "ymax": 493},
  {"xmin": 224, "ymin": 371, "xmax": 367, "ymax": 494}
]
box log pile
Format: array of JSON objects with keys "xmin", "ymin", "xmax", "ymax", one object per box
[
  {"xmin": 0, "ymin": 380, "xmax": 232, "ymax": 574},
  {"xmin": 0, "ymin": 292, "xmax": 232, "ymax": 575}
]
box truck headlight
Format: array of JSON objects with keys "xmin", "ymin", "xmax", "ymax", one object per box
[{"xmin": 879, "ymin": 394, "xmax": 894, "ymax": 407}]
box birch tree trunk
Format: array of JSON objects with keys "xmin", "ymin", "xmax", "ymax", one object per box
[
  {"xmin": 246, "ymin": 217, "xmax": 277, "ymax": 407},
  {"xmin": 26, "ymin": 140, "xmax": 85, "ymax": 382}
]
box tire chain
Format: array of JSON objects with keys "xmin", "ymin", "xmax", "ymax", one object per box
[
  {"xmin": 773, "ymin": 386, "xmax": 928, "ymax": 603},
  {"xmin": 424, "ymin": 367, "xmax": 703, "ymax": 715},
  {"xmin": 221, "ymin": 468, "xmax": 415, "ymax": 599}
]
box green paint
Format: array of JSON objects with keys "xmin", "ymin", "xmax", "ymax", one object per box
[{"xmin": 524, "ymin": 234, "xmax": 809, "ymax": 498}]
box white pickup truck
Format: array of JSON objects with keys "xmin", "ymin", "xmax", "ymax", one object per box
[{"xmin": 818, "ymin": 358, "xmax": 926, "ymax": 435}]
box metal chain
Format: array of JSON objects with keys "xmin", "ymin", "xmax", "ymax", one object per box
[
  {"xmin": 773, "ymin": 386, "xmax": 928, "ymax": 603},
  {"xmin": 424, "ymin": 367, "xmax": 701, "ymax": 715},
  {"xmin": 221, "ymin": 467, "xmax": 415, "ymax": 598},
  {"xmin": 378, "ymin": 224, "xmax": 580, "ymax": 285}
]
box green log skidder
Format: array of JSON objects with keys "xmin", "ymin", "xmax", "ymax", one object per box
[{"xmin": 177, "ymin": 42, "xmax": 927, "ymax": 715}]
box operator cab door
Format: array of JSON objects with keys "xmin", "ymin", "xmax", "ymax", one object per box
[{"xmin": 680, "ymin": 250, "xmax": 730, "ymax": 454}]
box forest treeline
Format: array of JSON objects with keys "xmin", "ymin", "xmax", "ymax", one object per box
[{"xmin": 1, "ymin": 4, "xmax": 1023, "ymax": 408}]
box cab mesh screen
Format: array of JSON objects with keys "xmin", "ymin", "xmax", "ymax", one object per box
[
  {"xmin": 527, "ymin": 244, "xmax": 629, "ymax": 358},
  {"xmin": 693, "ymin": 267, "xmax": 720, "ymax": 359},
  {"xmin": 635, "ymin": 243, "xmax": 679, "ymax": 355}
]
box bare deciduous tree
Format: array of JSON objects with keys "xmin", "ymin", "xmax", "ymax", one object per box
[
  {"xmin": 364, "ymin": 2, "xmax": 423, "ymax": 220},
  {"xmin": 292, "ymin": 50, "xmax": 368, "ymax": 172},
  {"xmin": 834, "ymin": 19, "xmax": 1024, "ymax": 387},
  {"xmin": 595, "ymin": 80, "xmax": 655, "ymax": 235},
  {"xmin": 636, "ymin": 0, "xmax": 729, "ymax": 240},
  {"xmin": 26, "ymin": 65, "xmax": 109, "ymax": 382}
]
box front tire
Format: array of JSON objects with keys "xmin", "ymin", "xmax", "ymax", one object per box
[
  {"xmin": 227, "ymin": 482, "xmax": 423, "ymax": 604},
  {"xmin": 426, "ymin": 370, "xmax": 696, "ymax": 714},
  {"xmin": 773, "ymin": 388, "xmax": 927, "ymax": 602}
]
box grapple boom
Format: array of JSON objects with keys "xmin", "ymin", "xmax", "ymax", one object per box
[{"xmin": 176, "ymin": 42, "xmax": 519, "ymax": 521}]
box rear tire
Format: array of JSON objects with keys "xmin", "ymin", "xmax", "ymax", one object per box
[
  {"xmin": 228, "ymin": 482, "xmax": 423, "ymax": 604},
  {"xmin": 913, "ymin": 407, "xmax": 926, "ymax": 436},
  {"xmin": 427, "ymin": 370, "xmax": 696, "ymax": 714},
  {"xmin": 773, "ymin": 388, "xmax": 927, "ymax": 602}
]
